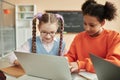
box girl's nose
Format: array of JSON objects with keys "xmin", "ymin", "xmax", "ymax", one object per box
[
  {"xmin": 45, "ymin": 34, "xmax": 51, "ymax": 38},
  {"xmin": 84, "ymin": 26, "xmax": 90, "ymax": 31}
]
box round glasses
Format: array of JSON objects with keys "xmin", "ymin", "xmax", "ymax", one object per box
[{"xmin": 40, "ymin": 31, "xmax": 56, "ymax": 36}]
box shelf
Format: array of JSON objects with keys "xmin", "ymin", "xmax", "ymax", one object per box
[
  {"xmin": 15, "ymin": 4, "xmax": 36, "ymax": 48},
  {"xmin": 17, "ymin": 11, "xmax": 34, "ymax": 13},
  {"xmin": 17, "ymin": 18, "xmax": 33, "ymax": 20},
  {"xmin": 18, "ymin": 5, "xmax": 34, "ymax": 12}
]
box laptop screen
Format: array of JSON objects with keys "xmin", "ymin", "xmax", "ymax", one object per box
[{"xmin": 90, "ymin": 53, "xmax": 120, "ymax": 80}]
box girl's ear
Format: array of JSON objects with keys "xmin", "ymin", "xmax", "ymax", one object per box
[{"xmin": 101, "ymin": 20, "xmax": 105, "ymax": 26}]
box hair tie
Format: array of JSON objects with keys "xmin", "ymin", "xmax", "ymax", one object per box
[
  {"xmin": 55, "ymin": 14, "xmax": 64, "ymax": 24},
  {"xmin": 34, "ymin": 13, "xmax": 42, "ymax": 20}
]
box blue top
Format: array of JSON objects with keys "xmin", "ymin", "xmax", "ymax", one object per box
[{"xmin": 27, "ymin": 36, "xmax": 65, "ymax": 56}]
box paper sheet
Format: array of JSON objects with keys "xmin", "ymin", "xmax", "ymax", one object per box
[
  {"xmin": 78, "ymin": 71, "xmax": 98, "ymax": 80},
  {"xmin": 0, "ymin": 54, "xmax": 13, "ymax": 69}
]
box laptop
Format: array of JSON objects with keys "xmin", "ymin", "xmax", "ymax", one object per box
[
  {"xmin": 90, "ymin": 53, "xmax": 120, "ymax": 80},
  {"xmin": 14, "ymin": 51, "xmax": 72, "ymax": 80}
]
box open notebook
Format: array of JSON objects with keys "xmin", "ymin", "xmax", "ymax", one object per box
[
  {"xmin": 0, "ymin": 53, "xmax": 13, "ymax": 69},
  {"xmin": 79, "ymin": 70, "xmax": 98, "ymax": 80}
]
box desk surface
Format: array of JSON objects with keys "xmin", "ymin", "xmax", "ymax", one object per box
[
  {"xmin": 0, "ymin": 65, "xmax": 97, "ymax": 80},
  {"xmin": 6, "ymin": 74, "xmax": 87, "ymax": 80},
  {"xmin": 2, "ymin": 66, "xmax": 97, "ymax": 80},
  {"xmin": 0, "ymin": 56, "xmax": 97, "ymax": 80},
  {"xmin": 2, "ymin": 66, "xmax": 98, "ymax": 80}
]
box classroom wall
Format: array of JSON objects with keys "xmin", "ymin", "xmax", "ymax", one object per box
[{"xmin": 6, "ymin": 0, "xmax": 120, "ymax": 32}]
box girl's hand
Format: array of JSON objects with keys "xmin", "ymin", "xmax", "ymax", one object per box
[
  {"xmin": 14, "ymin": 60, "xmax": 20, "ymax": 66},
  {"xmin": 70, "ymin": 62, "xmax": 79, "ymax": 73}
]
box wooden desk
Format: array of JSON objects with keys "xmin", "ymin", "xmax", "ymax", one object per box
[
  {"xmin": 0, "ymin": 56, "xmax": 97, "ymax": 80},
  {"xmin": 0, "ymin": 66, "xmax": 88, "ymax": 80},
  {"xmin": 0, "ymin": 55, "xmax": 97, "ymax": 80},
  {"xmin": 1, "ymin": 66, "xmax": 98, "ymax": 80},
  {"xmin": 1, "ymin": 65, "xmax": 25, "ymax": 78}
]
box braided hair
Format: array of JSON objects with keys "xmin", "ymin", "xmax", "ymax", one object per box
[
  {"xmin": 56, "ymin": 14, "xmax": 64, "ymax": 56},
  {"xmin": 32, "ymin": 13, "xmax": 64, "ymax": 56}
]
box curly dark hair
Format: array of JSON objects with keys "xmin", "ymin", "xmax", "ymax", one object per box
[{"xmin": 82, "ymin": 0, "xmax": 117, "ymax": 22}]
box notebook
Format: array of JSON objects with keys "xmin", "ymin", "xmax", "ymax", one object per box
[
  {"xmin": 14, "ymin": 51, "xmax": 72, "ymax": 80},
  {"xmin": 78, "ymin": 70, "xmax": 98, "ymax": 80},
  {"xmin": 0, "ymin": 53, "xmax": 13, "ymax": 69},
  {"xmin": 90, "ymin": 53, "xmax": 120, "ymax": 80}
]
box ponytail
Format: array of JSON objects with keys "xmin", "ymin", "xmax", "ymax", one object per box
[{"xmin": 104, "ymin": 1, "xmax": 117, "ymax": 21}]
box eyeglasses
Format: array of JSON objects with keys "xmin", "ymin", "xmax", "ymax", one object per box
[{"xmin": 40, "ymin": 31, "xmax": 56, "ymax": 36}]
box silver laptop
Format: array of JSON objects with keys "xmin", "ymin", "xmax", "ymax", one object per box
[
  {"xmin": 15, "ymin": 51, "xmax": 72, "ymax": 80},
  {"xmin": 90, "ymin": 53, "xmax": 120, "ymax": 80}
]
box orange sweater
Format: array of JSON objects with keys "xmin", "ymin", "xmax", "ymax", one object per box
[{"xmin": 65, "ymin": 29, "xmax": 120, "ymax": 73}]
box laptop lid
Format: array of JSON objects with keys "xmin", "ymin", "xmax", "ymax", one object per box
[
  {"xmin": 90, "ymin": 53, "xmax": 120, "ymax": 80},
  {"xmin": 14, "ymin": 51, "xmax": 72, "ymax": 80}
]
